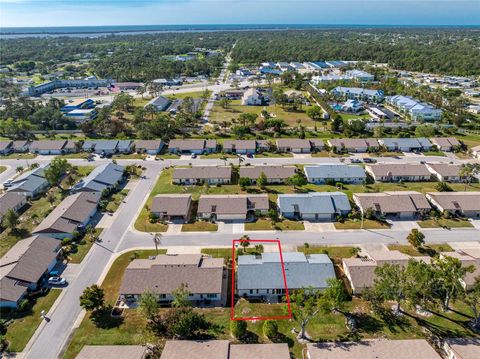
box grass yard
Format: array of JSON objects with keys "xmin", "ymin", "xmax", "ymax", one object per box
[
  {"xmin": 254, "ymin": 152, "xmax": 293, "ymax": 158},
  {"xmin": 334, "ymin": 219, "xmax": 391, "ymax": 230},
  {"xmin": 1, "ymin": 153, "xmax": 37, "ymax": 159},
  {"xmin": 112, "ymin": 153, "xmax": 146, "ymax": 159},
  {"xmin": 297, "ymin": 245, "xmax": 357, "ymax": 263},
  {"xmin": 59, "ymin": 152, "xmax": 91, "ymax": 159},
  {"xmin": 0, "ymin": 165, "xmax": 6, "ymax": 174},
  {"xmin": 417, "ymin": 218, "xmax": 474, "ymax": 229},
  {"xmin": 3, "ymin": 289, "xmax": 62, "ymax": 352},
  {"xmin": 181, "ymin": 221, "xmax": 218, "ymax": 232},
  {"xmin": 105, "ymin": 189, "xmax": 129, "ymax": 213},
  {"xmin": 455, "ymin": 132, "xmax": 480, "ymax": 147},
  {"xmin": 387, "ymin": 244, "xmax": 453, "ymax": 257},
  {"xmin": 340, "ymin": 113, "xmax": 372, "ymax": 121},
  {"xmin": 166, "ymin": 91, "xmax": 207, "ymax": 100},
  {"xmin": 244, "ymin": 219, "xmax": 305, "ymax": 231},
  {"xmin": 68, "ymin": 228, "xmax": 104, "ymax": 264},
  {"xmin": 311, "ymin": 151, "xmax": 349, "ymax": 158},
  {"xmin": 209, "ymin": 100, "xmax": 317, "ymax": 127},
  {"xmin": 0, "ymin": 166, "xmax": 94, "ymax": 257},
  {"xmin": 422, "ymin": 151, "xmax": 446, "ymax": 157}
]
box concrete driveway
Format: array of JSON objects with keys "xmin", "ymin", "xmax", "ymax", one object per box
[{"xmin": 304, "ymin": 221, "xmax": 336, "ymax": 232}]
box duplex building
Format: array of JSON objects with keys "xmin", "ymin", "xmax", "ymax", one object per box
[
  {"xmin": 366, "ymin": 163, "xmax": 432, "ymax": 182},
  {"xmin": 117, "ymin": 140, "xmax": 134, "ymax": 154},
  {"xmin": 304, "ymin": 164, "xmax": 366, "ymax": 184},
  {"xmin": 237, "ymin": 252, "xmax": 335, "ymax": 300},
  {"xmin": 222, "ymin": 140, "xmax": 270, "ymax": 154},
  {"xmin": 439, "ymin": 250, "xmax": 480, "ymax": 289},
  {"xmin": 307, "ymin": 340, "xmax": 441, "ymax": 359},
  {"xmin": 197, "ymin": 194, "xmax": 269, "ymax": 221},
  {"xmin": 277, "ymin": 192, "xmax": 351, "ymax": 220},
  {"xmin": 426, "ymin": 192, "xmax": 480, "ymax": 218},
  {"xmin": 172, "ymin": 166, "xmax": 232, "ymax": 185},
  {"xmin": 353, "ymin": 191, "xmax": 431, "ymax": 220},
  {"xmin": 276, "ymin": 139, "xmax": 324, "ymax": 153},
  {"xmin": 168, "ymin": 139, "xmax": 217, "ymax": 154},
  {"xmin": 82, "ymin": 140, "xmax": 119, "ymax": 155},
  {"xmin": 32, "ymin": 192, "xmax": 100, "ymax": 239},
  {"xmin": 76, "ymin": 346, "xmax": 147, "ymax": 359},
  {"xmin": 379, "ymin": 137, "xmax": 432, "ymax": 152},
  {"xmin": 0, "ymin": 235, "xmax": 61, "ymax": 308},
  {"xmin": 0, "ymin": 141, "xmax": 13, "ymax": 155},
  {"xmin": 327, "ymin": 138, "xmax": 380, "ymax": 153},
  {"xmin": 430, "ymin": 137, "xmax": 461, "ymax": 152},
  {"xmin": 331, "ymin": 87, "xmax": 385, "ymax": 103},
  {"xmin": 134, "ymin": 140, "xmax": 164, "ymax": 155},
  {"xmin": 426, "ymin": 163, "xmax": 464, "ymax": 182},
  {"xmin": 145, "ymin": 95, "xmax": 171, "ymax": 112},
  {"xmin": 72, "ymin": 162, "xmax": 125, "ymax": 193},
  {"xmin": 119, "ymin": 254, "xmax": 226, "ymax": 306},
  {"xmin": 8, "ymin": 164, "xmax": 50, "ymax": 198},
  {"xmin": 387, "ymin": 95, "xmax": 443, "ymax": 121},
  {"xmin": 28, "ymin": 140, "xmax": 76, "ymax": 155},
  {"xmin": 11, "ymin": 140, "xmax": 30, "ymax": 153},
  {"xmin": 239, "ymin": 165, "xmax": 296, "ymax": 184},
  {"xmin": 0, "ymin": 192, "xmax": 27, "ymax": 223},
  {"xmin": 150, "ymin": 194, "xmax": 192, "ymax": 222}
]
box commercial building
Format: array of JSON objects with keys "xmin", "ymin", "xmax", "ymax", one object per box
[
  {"xmin": 119, "ymin": 254, "xmax": 226, "ymax": 306},
  {"xmin": 61, "ymin": 98, "xmax": 95, "ymax": 113},
  {"xmin": 27, "ymin": 78, "xmax": 112, "ymax": 96},
  {"xmin": 237, "ymin": 252, "xmax": 335, "ymax": 300},
  {"xmin": 197, "ymin": 194, "xmax": 269, "ymax": 221},
  {"xmin": 64, "ymin": 108, "xmax": 98, "ymax": 124},
  {"xmin": 304, "ymin": 164, "xmax": 366, "ymax": 184},
  {"xmin": 277, "ymin": 192, "xmax": 351, "ymax": 220}
]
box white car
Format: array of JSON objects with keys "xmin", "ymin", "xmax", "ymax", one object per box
[
  {"xmin": 2, "ymin": 179, "xmax": 14, "ymax": 188},
  {"xmin": 48, "ymin": 277, "xmax": 67, "ymax": 286}
]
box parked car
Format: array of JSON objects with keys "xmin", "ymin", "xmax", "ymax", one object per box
[
  {"xmin": 191, "ymin": 153, "xmax": 197, "ymax": 159},
  {"xmin": 350, "ymin": 158, "xmax": 362, "ymax": 163},
  {"xmin": 3, "ymin": 179, "xmax": 14, "ymax": 188},
  {"xmin": 363, "ymin": 158, "xmax": 377, "ymax": 163},
  {"xmin": 48, "ymin": 277, "xmax": 67, "ymax": 286},
  {"xmin": 246, "ymin": 153, "xmax": 254, "ymax": 158}
]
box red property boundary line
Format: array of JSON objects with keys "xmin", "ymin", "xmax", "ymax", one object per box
[{"xmin": 230, "ymin": 239, "xmax": 292, "ymax": 321}]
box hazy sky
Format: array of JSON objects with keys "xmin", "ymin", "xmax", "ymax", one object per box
[{"xmin": 1, "ymin": 0, "xmax": 479, "ymax": 28}]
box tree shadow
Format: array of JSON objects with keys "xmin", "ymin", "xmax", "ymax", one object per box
[
  {"xmin": 271, "ymin": 332, "xmax": 295, "ymax": 347},
  {"xmin": 371, "ymin": 307, "xmax": 412, "ymax": 334},
  {"xmin": 241, "ymin": 330, "xmax": 260, "ymax": 344},
  {"xmin": 90, "ymin": 306, "xmax": 124, "ymax": 329},
  {"xmin": 353, "ymin": 312, "xmax": 384, "ymax": 335}
]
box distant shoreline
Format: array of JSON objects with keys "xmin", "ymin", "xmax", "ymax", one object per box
[{"xmin": 2, "ymin": 24, "xmax": 479, "ymax": 38}]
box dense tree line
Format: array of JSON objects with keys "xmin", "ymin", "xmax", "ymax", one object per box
[{"xmin": 231, "ymin": 29, "xmax": 480, "ymax": 76}]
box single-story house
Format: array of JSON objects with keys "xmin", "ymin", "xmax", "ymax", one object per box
[
  {"xmin": 168, "ymin": 139, "xmax": 217, "ymax": 154},
  {"xmin": 239, "ymin": 165, "xmax": 296, "ymax": 184},
  {"xmin": 28, "ymin": 140, "xmax": 76, "ymax": 155},
  {"xmin": 379, "ymin": 137, "xmax": 432, "ymax": 152},
  {"xmin": 8, "ymin": 164, "xmax": 50, "ymax": 198},
  {"xmin": 82, "ymin": 140, "xmax": 119, "ymax": 155},
  {"xmin": 117, "ymin": 140, "xmax": 134, "ymax": 154},
  {"xmin": 426, "ymin": 192, "xmax": 480, "ymax": 218},
  {"xmin": 119, "ymin": 254, "xmax": 226, "ymax": 306},
  {"xmin": 353, "ymin": 191, "xmax": 431, "ymax": 219},
  {"xmin": 160, "ymin": 341, "xmax": 290, "ymax": 359},
  {"xmin": 304, "ymin": 164, "xmax": 366, "ymax": 184},
  {"xmin": 150, "ymin": 194, "xmax": 192, "ymax": 222},
  {"xmin": 277, "ymin": 192, "xmax": 351, "ymax": 221},
  {"xmin": 11, "ymin": 140, "xmax": 30, "ymax": 153},
  {"xmin": 443, "ymin": 337, "xmax": 480, "ymax": 359},
  {"xmin": 237, "ymin": 252, "xmax": 335, "ymax": 300},
  {"xmin": 134, "ymin": 140, "xmax": 164, "ymax": 155},
  {"xmin": 306, "ymin": 340, "xmax": 441, "ymax": 359},
  {"xmin": 145, "ymin": 95, "xmax": 171, "ymax": 112},
  {"xmin": 241, "ymin": 88, "xmax": 264, "ymax": 105},
  {"xmin": 365, "ymin": 163, "xmax": 432, "ymax": 182},
  {"xmin": 276, "ymin": 139, "xmax": 323, "ymax": 153},
  {"xmin": 172, "ymin": 166, "xmax": 232, "ymax": 185},
  {"xmin": 0, "ymin": 192, "xmax": 28, "ymax": 223},
  {"xmin": 343, "ymin": 250, "xmax": 411, "ymax": 294},
  {"xmin": 0, "ymin": 235, "xmax": 61, "ymax": 308},
  {"xmin": 197, "ymin": 194, "xmax": 269, "ymax": 221},
  {"xmin": 76, "ymin": 345, "xmax": 147, "ymax": 359},
  {"xmin": 430, "ymin": 137, "xmax": 461, "ymax": 152},
  {"xmin": 71, "ymin": 162, "xmax": 125, "ymax": 193},
  {"xmin": 426, "ymin": 163, "xmax": 464, "ymax": 182},
  {"xmin": 327, "ymin": 138, "xmax": 380, "ymax": 153},
  {"xmin": 0, "ymin": 141, "xmax": 13, "ymax": 155},
  {"xmin": 33, "ymin": 192, "xmax": 100, "ymax": 239},
  {"xmin": 222, "ymin": 140, "xmax": 257, "ymax": 154}
]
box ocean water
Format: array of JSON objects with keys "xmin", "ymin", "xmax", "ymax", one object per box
[{"xmin": 1, "ymin": 24, "xmax": 477, "ymax": 39}]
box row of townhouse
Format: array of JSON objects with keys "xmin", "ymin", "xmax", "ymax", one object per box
[
  {"xmin": 0, "ymin": 139, "xmax": 165, "ymax": 156},
  {"xmin": 331, "ymin": 86, "xmax": 385, "ymax": 103},
  {"xmin": 343, "ymin": 248, "xmax": 480, "ymax": 295},
  {"xmin": 75, "ymin": 337, "xmax": 480, "ymax": 359},
  {"xmin": 366, "ymin": 162, "xmax": 466, "ymax": 183},
  {"xmin": 387, "ymin": 95, "xmax": 443, "ymax": 121}
]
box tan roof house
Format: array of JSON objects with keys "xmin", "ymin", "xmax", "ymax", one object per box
[
  {"xmin": 430, "ymin": 137, "xmax": 461, "ymax": 152},
  {"xmin": 276, "ymin": 139, "xmax": 323, "ymax": 153},
  {"xmin": 239, "ymin": 165, "xmax": 296, "ymax": 184},
  {"xmin": 172, "ymin": 166, "xmax": 232, "ymax": 185},
  {"xmin": 160, "ymin": 340, "xmax": 230, "ymax": 359},
  {"xmin": 76, "ymin": 345, "xmax": 147, "ymax": 359},
  {"xmin": 365, "ymin": 163, "xmax": 432, "ymax": 182},
  {"xmin": 197, "ymin": 194, "xmax": 269, "ymax": 221},
  {"xmin": 426, "ymin": 192, "xmax": 480, "ymax": 218},
  {"xmin": 150, "ymin": 194, "xmax": 192, "ymax": 222},
  {"xmin": 230, "ymin": 344, "xmax": 290, "ymax": 359},
  {"xmin": 0, "ymin": 192, "xmax": 27, "ymax": 223},
  {"xmin": 119, "ymin": 254, "xmax": 226, "ymax": 306},
  {"xmin": 327, "ymin": 138, "xmax": 380, "ymax": 153},
  {"xmin": 426, "ymin": 163, "xmax": 464, "ymax": 182},
  {"xmin": 443, "ymin": 338, "xmax": 480, "ymax": 359}
]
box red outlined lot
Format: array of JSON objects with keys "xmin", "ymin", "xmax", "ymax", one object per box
[{"xmin": 230, "ymin": 239, "xmax": 292, "ymax": 321}]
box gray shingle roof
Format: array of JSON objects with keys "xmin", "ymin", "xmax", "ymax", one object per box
[
  {"xmin": 76, "ymin": 345, "xmax": 147, "ymax": 359},
  {"xmin": 304, "ymin": 164, "xmax": 366, "ymax": 180},
  {"xmin": 0, "ymin": 192, "xmax": 26, "ymax": 219},
  {"xmin": 237, "ymin": 252, "xmax": 335, "ymax": 290},
  {"xmin": 72, "ymin": 162, "xmax": 124, "ymax": 192},
  {"xmin": 239, "ymin": 165, "xmax": 296, "ymax": 180},
  {"xmin": 173, "ymin": 166, "xmax": 231, "ymax": 180},
  {"xmin": 161, "ymin": 340, "xmax": 229, "ymax": 359},
  {"xmin": 278, "ymin": 192, "xmax": 351, "ymax": 215}
]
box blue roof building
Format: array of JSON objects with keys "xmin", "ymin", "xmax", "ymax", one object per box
[
  {"xmin": 304, "ymin": 164, "xmax": 366, "ymax": 184},
  {"xmin": 8, "ymin": 164, "xmax": 50, "ymax": 198},
  {"xmin": 387, "ymin": 95, "xmax": 442, "ymax": 121},
  {"xmin": 82, "ymin": 140, "xmax": 119, "ymax": 155},
  {"xmin": 71, "ymin": 162, "xmax": 125, "ymax": 193},
  {"xmin": 61, "ymin": 98, "xmax": 95, "ymax": 113},
  {"xmin": 145, "ymin": 96, "xmax": 172, "ymax": 112}
]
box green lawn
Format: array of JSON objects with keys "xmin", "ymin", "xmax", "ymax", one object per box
[
  {"xmin": 1, "ymin": 153, "xmax": 37, "ymax": 159},
  {"xmin": 0, "ymin": 166, "xmax": 94, "ymax": 257},
  {"xmin": 297, "ymin": 245, "xmax": 357, "ymax": 264},
  {"xmin": 68, "ymin": 229, "xmax": 104, "ymax": 264},
  {"xmin": 4, "ymin": 289, "xmax": 62, "ymax": 352},
  {"xmin": 59, "ymin": 153, "xmax": 91, "ymax": 159},
  {"xmin": 0, "ymin": 165, "xmax": 6, "ymax": 174},
  {"xmin": 417, "ymin": 218, "xmax": 474, "ymax": 229},
  {"xmin": 387, "ymin": 244, "xmax": 454, "ymax": 257},
  {"xmin": 112, "ymin": 153, "xmax": 146, "ymax": 159},
  {"xmin": 244, "ymin": 219, "xmax": 305, "ymax": 231},
  {"xmin": 105, "ymin": 190, "xmax": 129, "ymax": 213},
  {"xmin": 340, "ymin": 113, "xmax": 372, "ymax": 121},
  {"xmin": 334, "ymin": 219, "xmax": 391, "ymax": 230},
  {"xmin": 422, "ymin": 151, "xmax": 446, "ymax": 157},
  {"xmin": 181, "ymin": 221, "xmax": 218, "ymax": 232}
]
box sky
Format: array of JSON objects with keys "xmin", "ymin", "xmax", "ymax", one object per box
[{"xmin": 0, "ymin": 0, "xmax": 479, "ymax": 28}]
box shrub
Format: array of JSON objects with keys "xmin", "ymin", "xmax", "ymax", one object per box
[
  {"xmin": 230, "ymin": 320, "xmax": 247, "ymax": 339},
  {"xmin": 263, "ymin": 320, "xmax": 278, "ymax": 338},
  {"xmin": 17, "ymin": 298, "xmax": 30, "ymax": 312}
]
